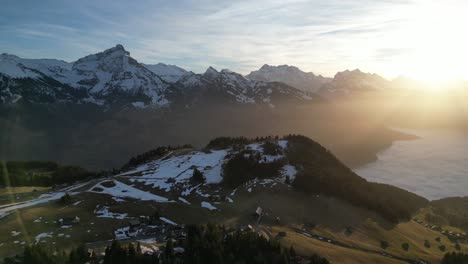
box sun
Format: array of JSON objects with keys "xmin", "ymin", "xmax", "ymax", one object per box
[{"xmin": 381, "ymin": 1, "xmax": 468, "ymax": 87}]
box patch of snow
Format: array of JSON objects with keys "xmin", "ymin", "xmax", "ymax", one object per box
[
  {"xmin": 127, "ymin": 150, "xmax": 228, "ymax": 192},
  {"xmin": 11, "ymin": 231, "xmax": 21, "ymax": 237},
  {"xmin": 88, "ymin": 180, "xmax": 170, "ymax": 202},
  {"xmin": 181, "ymin": 184, "xmax": 201, "ymax": 196},
  {"xmin": 159, "ymin": 217, "xmax": 178, "ymax": 226},
  {"xmin": 247, "ymin": 188, "xmax": 252, "ymax": 192},
  {"xmin": 143, "ymin": 63, "xmax": 188, "ymax": 83},
  {"xmin": 72, "ymin": 201, "xmax": 82, "ymax": 206},
  {"xmin": 94, "ymin": 206, "xmax": 128, "ymax": 219},
  {"xmin": 178, "ymin": 197, "xmax": 191, "ymax": 204},
  {"xmin": 281, "ymin": 164, "xmax": 297, "ymax": 181},
  {"xmin": 35, "ymin": 232, "xmax": 53, "ymax": 244},
  {"xmin": 277, "ymin": 140, "xmax": 288, "ymax": 149},
  {"xmin": 131, "ymin": 101, "xmax": 147, "ymax": 108},
  {"xmin": 112, "ymin": 197, "xmax": 126, "ymax": 202},
  {"xmin": 201, "ymin": 201, "xmax": 217, "ymax": 211}
]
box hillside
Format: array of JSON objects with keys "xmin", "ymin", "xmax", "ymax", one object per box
[{"xmin": 0, "ymin": 135, "xmax": 457, "ymax": 264}]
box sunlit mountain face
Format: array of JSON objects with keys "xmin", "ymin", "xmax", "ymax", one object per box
[{"xmin": 2, "ymin": 1, "xmax": 468, "ymax": 264}]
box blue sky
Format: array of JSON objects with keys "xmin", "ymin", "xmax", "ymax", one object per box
[{"xmin": 1, "ymin": 0, "xmax": 467, "ymax": 80}]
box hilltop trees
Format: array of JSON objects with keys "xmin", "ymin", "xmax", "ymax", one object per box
[
  {"xmin": 285, "ymin": 135, "xmax": 428, "ymax": 222},
  {"xmin": 122, "ymin": 144, "xmax": 193, "ymax": 170},
  {"xmin": 222, "ymin": 150, "xmax": 284, "ymax": 188}
]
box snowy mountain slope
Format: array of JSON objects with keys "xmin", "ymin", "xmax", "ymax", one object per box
[
  {"xmin": 319, "ymin": 69, "xmax": 390, "ymax": 97},
  {"xmin": 0, "ymin": 46, "xmax": 316, "ymax": 107},
  {"xmin": 102, "ymin": 137, "xmax": 297, "ymax": 206},
  {"xmin": 67, "ymin": 45, "xmax": 170, "ymax": 106},
  {"xmin": 0, "ymin": 53, "xmax": 71, "ymax": 80},
  {"xmin": 246, "ymin": 64, "xmax": 331, "ymax": 93},
  {"xmin": 168, "ymin": 66, "xmax": 314, "ymax": 107},
  {"xmin": 0, "ymin": 45, "xmax": 171, "ymax": 106},
  {"xmin": 0, "ymin": 71, "xmax": 89, "ymax": 104},
  {"xmin": 143, "ymin": 63, "xmax": 190, "ymax": 83}
]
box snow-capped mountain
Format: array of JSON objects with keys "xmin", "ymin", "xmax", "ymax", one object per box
[
  {"xmin": 0, "ymin": 45, "xmax": 314, "ymax": 107},
  {"xmin": 68, "ymin": 45, "xmax": 170, "ymax": 106},
  {"xmin": 0, "ymin": 54, "xmax": 87, "ymax": 104},
  {"xmin": 0, "ymin": 45, "xmax": 171, "ymax": 106},
  {"xmin": 143, "ymin": 63, "xmax": 191, "ymax": 83},
  {"xmin": 246, "ymin": 64, "xmax": 331, "ymax": 93},
  {"xmin": 0, "ymin": 53, "xmax": 71, "ymax": 80},
  {"xmin": 168, "ymin": 66, "xmax": 313, "ymax": 107},
  {"xmin": 319, "ymin": 69, "xmax": 390, "ymax": 97}
]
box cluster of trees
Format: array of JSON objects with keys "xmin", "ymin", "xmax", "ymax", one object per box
[
  {"xmin": 430, "ymin": 197, "xmax": 468, "ymax": 232},
  {"xmin": 3, "ymin": 244, "xmax": 96, "ymax": 264},
  {"xmin": 205, "ymin": 136, "xmax": 251, "ymax": 150},
  {"xmin": 103, "ymin": 241, "xmax": 157, "ymax": 264},
  {"xmin": 262, "ymin": 141, "xmax": 283, "ymax": 156},
  {"xmin": 222, "ymin": 151, "xmax": 285, "ymax": 188},
  {"xmin": 0, "ymin": 161, "xmax": 94, "ymax": 187},
  {"xmin": 179, "ymin": 224, "xmax": 328, "ymax": 264},
  {"xmin": 442, "ymin": 252, "xmax": 468, "ymax": 264},
  {"xmin": 3, "ymin": 225, "xmax": 329, "ymax": 264},
  {"xmin": 205, "ymin": 136, "xmax": 280, "ymax": 150},
  {"xmin": 122, "ymin": 145, "xmax": 192, "ymax": 170},
  {"xmin": 285, "ymin": 135, "xmax": 428, "ymax": 222},
  {"xmin": 101, "ymin": 225, "xmax": 328, "ymax": 263}
]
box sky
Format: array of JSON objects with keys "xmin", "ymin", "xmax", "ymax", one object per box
[{"xmin": 1, "ymin": 0, "xmax": 467, "ymax": 81}]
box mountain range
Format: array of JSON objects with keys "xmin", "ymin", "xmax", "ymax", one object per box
[{"xmin": 0, "ymin": 44, "xmax": 392, "ymax": 108}]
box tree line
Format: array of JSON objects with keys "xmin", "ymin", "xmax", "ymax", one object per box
[
  {"xmin": 0, "ymin": 161, "xmax": 95, "ymax": 187},
  {"xmin": 3, "ymin": 225, "xmax": 329, "ymax": 264},
  {"xmin": 121, "ymin": 145, "xmax": 193, "ymax": 171}
]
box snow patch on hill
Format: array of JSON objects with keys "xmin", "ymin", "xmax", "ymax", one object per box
[
  {"xmin": 125, "ymin": 149, "xmax": 229, "ymax": 192},
  {"xmin": 89, "ymin": 180, "xmax": 170, "ymax": 202},
  {"xmin": 201, "ymin": 201, "xmax": 217, "ymax": 210},
  {"xmin": 94, "ymin": 206, "xmax": 128, "ymax": 219}
]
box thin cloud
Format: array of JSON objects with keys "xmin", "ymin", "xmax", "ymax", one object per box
[{"xmin": 1, "ymin": 0, "xmax": 462, "ymax": 79}]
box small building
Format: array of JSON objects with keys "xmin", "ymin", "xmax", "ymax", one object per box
[{"xmin": 255, "ymin": 207, "xmax": 263, "ymax": 216}]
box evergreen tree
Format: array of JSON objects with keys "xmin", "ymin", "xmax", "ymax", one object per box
[
  {"xmin": 191, "ymin": 168, "xmax": 205, "ymax": 183},
  {"xmin": 165, "ymin": 239, "xmax": 175, "ymax": 263}
]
